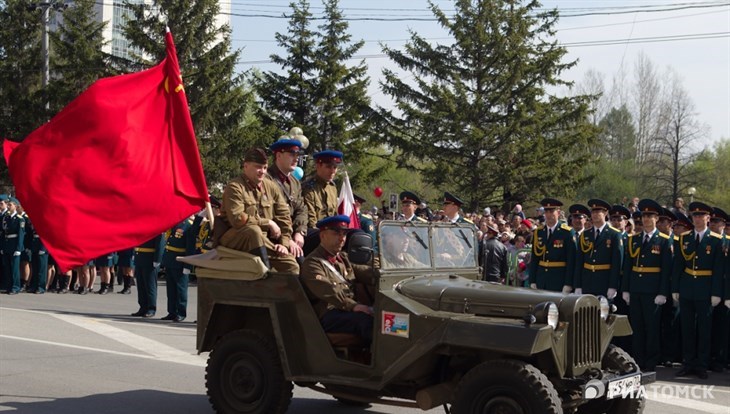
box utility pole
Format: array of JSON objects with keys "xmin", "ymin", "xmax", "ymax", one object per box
[{"xmin": 28, "ymin": 1, "xmax": 68, "ymax": 109}]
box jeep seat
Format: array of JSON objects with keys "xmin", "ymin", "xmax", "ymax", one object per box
[{"xmin": 326, "ymin": 333, "xmax": 365, "ymax": 347}]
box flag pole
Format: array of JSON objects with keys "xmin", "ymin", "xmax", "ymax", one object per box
[{"xmin": 205, "ymin": 201, "xmax": 214, "ymax": 227}]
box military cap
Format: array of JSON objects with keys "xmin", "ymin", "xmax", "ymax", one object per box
[
  {"xmin": 400, "ymin": 191, "xmax": 421, "ymax": 205},
  {"xmin": 688, "ymin": 201, "xmax": 712, "ymax": 215},
  {"xmin": 0, "ymin": 194, "xmax": 7, "ymax": 201},
  {"xmin": 8, "ymin": 197, "xmax": 20, "ymax": 205},
  {"xmin": 313, "ymin": 150, "xmax": 343, "ymax": 165},
  {"xmin": 610, "ymin": 205, "xmax": 631, "ymax": 220},
  {"xmin": 637, "ymin": 199, "xmax": 662, "ymax": 215},
  {"xmin": 209, "ymin": 194, "xmax": 222, "ymax": 209},
  {"xmin": 269, "ymin": 138, "xmax": 303, "ymax": 154},
  {"xmin": 569, "ymin": 204, "xmax": 590, "ymax": 218},
  {"xmin": 353, "ymin": 193, "xmax": 367, "ymax": 204},
  {"xmin": 539, "ymin": 198, "xmax": 563, "ymax": 209},
  {"xmin": 674, "ymin": 211, "xmax": 693, "ymax": 230},
  {"xmin": 631, "ymin": 211, "xmax": 643, "ymax": 221},
  {"xmin": 711, "ymin": 207, "xmax": 728, "ymax": 222},
  {"xmin": 442, "ymin": 191, "xmax": 464, "ymax": 207},
  {"xmin": 587, "ymin": 198, "xmax": 611, "ymax": 211},
  {"xmin": 243, "ymin": 147, "xmax": 268, "ymax": 164},
  {"xmin": 486, "ymin": 223, "xmax": 499, "ymax": 234},
  {"xmin": 316, "ymin": 214, "xmax": 350, "ymax": 230},
  {"xmin": 660, "ymin": 208, "xmax": 677, "ymax": 221}
]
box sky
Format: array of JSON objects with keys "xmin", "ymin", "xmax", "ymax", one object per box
[{"xmin": 227, "ymin": 0, "xmax": 730, "ymax": 146}]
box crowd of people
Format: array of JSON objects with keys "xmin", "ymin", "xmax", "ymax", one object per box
[{"xmin": 2, "ymin": 132, "xmax": 728, "ymax": 382}]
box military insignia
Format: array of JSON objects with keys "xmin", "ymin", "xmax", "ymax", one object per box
[
  {"xmin": 706, "ymin": 245, "xmax": 711, "ymax": 255},
  {"xmin": 367, "ymin": 224, "xmax": 374, "ymax": 232},
  {"xmin": 606, "ymin": 239, "xmax": 611, "ymax": 248},
  {"xmin": 553, "ymin": 239, "xmax": 563, "ymax": 248},
  {"xmin": 175, "ymin": 228, "xmax": 184, "ymax": 238},
  {"xmin": 651, "ymin": 245, "xmax": 661, "ymax": 254}
]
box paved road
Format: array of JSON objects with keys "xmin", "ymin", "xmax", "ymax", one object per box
[{"xmin": 1, "ymin": 281, "xmax": 728, "ymax": 414}]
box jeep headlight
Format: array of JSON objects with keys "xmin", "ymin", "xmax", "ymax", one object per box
[
  {"xmin": 532, "ymin": 302, "xmax": 559, "ymax": 330},
  {"xmin": 546, "ymin": 303, "xmax": 559, "ymax": 329},
  {"xmin": 599, "ymin": 296, "xmax": 610, "ymax": 320}
]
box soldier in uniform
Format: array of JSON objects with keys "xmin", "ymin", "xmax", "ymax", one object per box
[
  {"xmin": 26, "ymin": 216, "xmax": 48, "ymax": 294},
  {"xmin": 302, "ymin": 150, "xmax": 342, "ymax": 230},
  {"xmin": 441, "ymin": 192, "xmax": 472, "ymax": 224},
  {"xmin": 528, "ymin": 198, "xmax": 576, "ymax": 293},
  {"xmin": 161, "ymin": 218, "xmax": 196, "ymax": 322},
  {"xmin": 354, "ymin": 194, "xmax": 377, "ymax": 253},
  {"xmin": 219, "ymin": 148, "xmax": 299, "ymax": 273},
  {"xmin": 621, "ymin": 199, "xmax": 673, "ymax": 371},
  {"xmin": 609, "ymin": 205, "xmax": 631, "ymax": 237},
  {"xmin": 399, "ymin": 191, "xmax": 427, "ymax": 223},
  {"xmin": 380, "ymin": 225, "xmax": 428, "ymax": 269},
  {"xmin": 132, "ymin": 234, "xmax": 165, "ymax": 318},
  {"xmin": 657, "ymin": 208, "xmax": 677, "ymax": 236},
  {"xmin": 574, "ymin": 199, "xmax": 624, "ymax": 298},
  {"xmin": 709, "ymin": 207, "xmax": 728, "ymax": 372},
  {"xmin": 191, "ymin": 195, "xmax": 222, "ymax": 255},
  {"xmin": 268, "ymin": 139, "xmax": 308, "ymax": 258},
  {"xmin": 672, "ymin": 202, "xmax": 724, "ymax": 379},
  {"xmin": 300, "ymin": 215, "xmax": 376, "ymax": 344},
  {"xmin": 116, "ymin": 248, "xmax": 135, "ymax": 295},
  {"xmin": 632, "ymin": 211, "xmax": 644, "ymax": 235},
  {"xmin": 568, "ymin": 204, "xmax": 589, "ymax": 236},
  {"xmin": 0, "ymin": 195, "xmax": 6, "ymax": 291},
  {"xmin": 1, "ymin": 198, "xmax": 25, "ymax": 294}
]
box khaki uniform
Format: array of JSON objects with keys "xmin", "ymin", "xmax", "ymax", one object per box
[
  {"xmin": 300, "ymin": 245, "xmax": 374, "ymax": 318},
  {"xmin": 220, "ymin": 174, "xmax": 298, "ymax": 273},
  {"xmin": 267, "ymin": 164, "xmax": 308, "ymax": 237},
  {"xmin": 302, "ymin": 176, "xmax": 338, "ymax": 229}
]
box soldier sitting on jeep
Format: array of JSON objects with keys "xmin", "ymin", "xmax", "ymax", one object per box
[{"xmin": 300, "ymin": 215, "xmax": 376, "ymax": 343}]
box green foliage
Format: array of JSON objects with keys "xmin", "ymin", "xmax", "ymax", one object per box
[
  {"xmin": 687, "ymin": 140, "xmax": 730, "ymax": 208},
  {"xmin": 597, "ymin": 105, "xmax": 636, "ymax": 162},
  {"xmin": 122, "ymin": 0, "xmax": 265, "ymax": 186},
  {"xmin": 375, "ymin": 0, "xmax": 598, "ymax": 212}
]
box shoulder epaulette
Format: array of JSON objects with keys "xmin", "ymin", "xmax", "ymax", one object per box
[
  {"xmin": 673, "ymin": 235, "xmax": 679, "ymax": 241},
  {"xmin": 658, "ymin": 232, "xmax": 670, "ymax": 239},
  {"xmin": 463, "ymin": 218, "xmax": 474, "ymax": 224},
  {"xmin": 710, "ymin": 231, "xmax": 722, "ymax": 239},
  {"xmin": 725, "ymin": 234, "xmax": 730, "ymax": 240},
  {"xmin": 608, "ymin": 224, "xmax": 620, "ymax": 232},
  {"xmin": 360, "ymin": 213, "xmax": 372, "ymax": 219},
  {"xmin": 560, "ymin": 223, "xmax": 572, "ymax": 231},
  {"xmin": 681, "ymin": 230, "xmax": 692, "ymax": 236}
]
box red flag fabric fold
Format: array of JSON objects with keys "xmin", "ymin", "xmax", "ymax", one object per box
[{"xmin": 3, "ymin": 31, "xmax": 208, "ymax": 272}]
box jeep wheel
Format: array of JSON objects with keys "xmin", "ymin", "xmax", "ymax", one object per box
[
  {"xmin": 206, "ymin": 329, "xmax": 293, "ymax": 414},
  {"xmin": 451, "ymin": 359, "xmax": 561, "ymax": 414},
  {"xmin": 576, "ymin": 345, "xmax": 644, "ymax": 414}
]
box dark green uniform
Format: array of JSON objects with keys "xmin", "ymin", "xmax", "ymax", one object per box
[
  {"xmin": 133, "ymin": 234, "xmax": 165, "ymax": 317},
  {"xmin": 358, "ymin": 212, "xmax": 377, "ymax": 253},
  {"xmin": 575, "ymin": 225, "xmax": 624, "ymax": 296},
  {"xmin": 622, "ymin": 230, "xmax": 673, "ymax": 370},
  {"xmin": 529, "ymin": 223, "xmax": 576, "ymax": 292},
  {"xmin": 2, "ymin": 211, "xmax": 26, "ymax": 294},
  {"xmin": 162, "ymin": 219, "xmax": 195, "ymax": 321},
  {"xmin": 26, "ymin": 218, "xmax": 49, "ymax": 294},
  {"xmin": 672, "ymin": 229, "xmax": 724, "ymax": 372}
]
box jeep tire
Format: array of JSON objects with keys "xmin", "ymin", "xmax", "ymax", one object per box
[
  {"xmin": 206, "ymin": 329, "xmax": 293, "ymax": 414},
  {"xmin": 451, "ymin": 359, "xmax": 562, "ymax": 414},
  {"xmin": 576, "ymin": 345, "xmax": 644, "ymax": 414}
]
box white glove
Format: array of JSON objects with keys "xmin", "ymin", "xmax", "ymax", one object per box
[
  {"xmin": 672, "ymin": 293, "xmax": 679, "ymax": 303},
  {"xmin": 530, "ymin": 283, "xmax": 537, "ymax": 289},
  {"xmin": 562, "ymin": 285, "xmax": 572, "ymax": 295},
  {"xmin": 182, "ymin": 268, "xmax": 191, "ymax": 275},
  {"xmin": 654, "ymin": 295, "xmax": 667, "ymax": 306},
  {"xmin": 711, "ymin": 296, "xmax": 721, "ymax": 307},
  {"xmin": 607, "ymin": 288, "xmax": 617, "ymax": 299},
  {"xmin": 575, "ymin": 288, "xmax": 583, "ymax": 295},
  {"xmin": 622, "ymin": 291, "xmax": 630, "ymax": 305},
  {"xmin": 13, "ymin": 251, "xmax": 20, "ymax": 257},
  {"xmin": 725, "ymin": 299, "xmax": 730, "ymax": 308},
  {"xmin": 153, "ymin": 262, "xmax": 160, "ymax": 268},
  {"xmin": 39, "ymin": 251, "xmax": 46, "ymax": 255}
]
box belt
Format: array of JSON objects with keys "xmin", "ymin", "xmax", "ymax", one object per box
[
  {"xmin": 684, "ymin": 268, "xmax": 712, "ymax": 277},
  {"xmin": 135, "ymin": 247, "xmax": 155, "ymax": 253},
  {"xmin": 632, "ymin": 266, "xmax": 660, "ymax": 273},
  {"xmin": 5, "ymin": 234, "xmax": 18, "ymax": 239},
  {"xmin": 584, "ymin": 263, "xmax": 611, "ymax": 271},
  {"xmin": 165, "ymin": 246, "xmax": 186, "ymax": 253},
  {"xmin": 539, "ymin": 261, "xmax": 566, "ymax": 268}
]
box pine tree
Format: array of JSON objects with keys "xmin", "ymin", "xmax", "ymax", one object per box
[
  {"xmin": 376, "ymin": 0, "xmax": 598, "ymax": 212},
  {"xmin": 47, "ymin": 0, "xmax": 111, "ymax": 113},
  {"xmin": 122, "ymin": 0, "xmax": 266, "ymax": 186}
]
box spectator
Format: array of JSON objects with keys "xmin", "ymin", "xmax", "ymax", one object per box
[{"xmin": 479, "ymin": 223, "xmax": 508, "ymax": 283}]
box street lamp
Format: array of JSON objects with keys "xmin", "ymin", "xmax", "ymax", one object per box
[
  {"xmin": 28, "ymin": 1, "xmax": 69, "ymax": 109},
  {"xmin": 687, "ymin": 187, "xmax": 696, "ymax": 203}
]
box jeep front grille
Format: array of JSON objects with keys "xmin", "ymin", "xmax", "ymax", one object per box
[{"xmin": 571, "ymin": 305, "xmax": 601, "ymax": 368}]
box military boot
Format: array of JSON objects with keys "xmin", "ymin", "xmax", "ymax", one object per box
[
  {"xmin": 96, "ymin": 283, "xmax": 110, "ymax": 295},
  {"xmin": 118, "ymin": 277, "xmax": 132, "ymax": 294}
]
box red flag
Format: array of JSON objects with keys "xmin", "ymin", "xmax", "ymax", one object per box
[
  {"xmin": 337, "ymin": 172, "xmax": 360, "ymax": 229},
  {"xmin": 3, "ymin": 31, "xmax": 208, "ymax": 272}
]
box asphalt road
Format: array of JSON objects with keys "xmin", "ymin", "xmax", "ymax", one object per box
[{"xmin": 1, "ymin": 280, "xmax": 728, "ymax": 414}]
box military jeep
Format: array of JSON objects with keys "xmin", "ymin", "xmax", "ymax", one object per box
[{"xmin": 186, "ymin": 221, "xmax": 654, "ymax": 414}]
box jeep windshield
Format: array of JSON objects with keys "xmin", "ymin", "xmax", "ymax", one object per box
[{"xmin": 378, "ymin": 221, "xmax": 478, "ymax": 271}]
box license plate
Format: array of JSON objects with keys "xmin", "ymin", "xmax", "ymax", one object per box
[{"xmin": 606, "ymin": 374, "xmax": 641, "ymax": 399}]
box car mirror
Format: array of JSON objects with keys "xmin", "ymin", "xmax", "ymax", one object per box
[{"xmin": 347, "ymin": 231, "xmax": 373, "ymax": 265}]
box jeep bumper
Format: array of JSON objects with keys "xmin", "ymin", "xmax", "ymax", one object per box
[{"xmin": 582, "ymin": 370, "xmax": 656, "ymax": 400}]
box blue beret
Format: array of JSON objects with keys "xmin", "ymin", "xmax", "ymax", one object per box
[
  {"xmin": 316, "ymin": 214, "xmax": 350, "ymax": 230},
  {"xmin": 313, "ymin": 150, "xmax": 343, "ymax": 165},
  {"xmin": 269, "ymin": 139, "xmax": 303, "ymax": 153}
]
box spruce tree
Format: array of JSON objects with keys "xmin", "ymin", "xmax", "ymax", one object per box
[
  {"xmin": 122, "ymin": 0, "xmax": 266, "ymax": 186},
  {"xmin": 376, "ymin": 0, "xmax": 598, "ymax": 211}
]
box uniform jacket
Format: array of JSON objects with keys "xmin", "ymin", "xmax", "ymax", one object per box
[
  {"xmin": 222, "ymin": 174, "xmax": 293, "ymax": 247},
  {"xmin": 621, "ymin": 230, "xmax": 672, "ymax": 296},
  {"xmin": 162, "ymin": 219, "xmax": 195, "ymax": 270},
  {"xmin": 574, "ymin": 224, "xmax": 624, "ymax": 295},
  {"xmin": 300, "ymin": 245, "xmax": 375, "ymax": 318},
  {"xmin": 528, "ymin": 223, "xmax": 576, "ymax": 291},
  {"xmin": 672, "ymin": 229, "xmax": 724, "ymax": 300},
  {"xmin": 302, "ymin": 176, "xmax": 338, "ymax": 229},
  {"xmin": 135, "ymin": 234, "xmax": 165, "ymax": 268},
  {"xmin": 1, "ymin": 212, "xmax": 25, "ymax": 254},
  {"xmin": 267, "ymin": 164, "xmax": 308, "ymax": 237}
]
